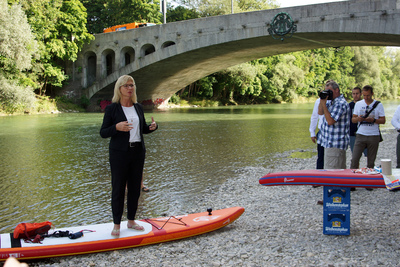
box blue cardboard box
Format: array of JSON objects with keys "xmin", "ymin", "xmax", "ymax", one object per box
[
  {"xmin": 323, "ymin": 186, "xmax": 350, "ymax": 211},
  {"xmin": 323, "ymin": 210, "xmax": 350, "ymax": 235}
]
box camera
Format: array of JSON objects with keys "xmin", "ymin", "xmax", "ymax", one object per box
[{"xmin": 319, "ymin": 90, "xmax": 333, "ymax": 100}]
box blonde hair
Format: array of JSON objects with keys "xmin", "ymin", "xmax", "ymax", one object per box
[{"xmin": 112, "ymin": 75, "xmax": 137, "ymax": 103}]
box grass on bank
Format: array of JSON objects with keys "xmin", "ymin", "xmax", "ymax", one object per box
[{"xmin": 0, "ymin": 95, "xmax": 86, "ymax": 116}]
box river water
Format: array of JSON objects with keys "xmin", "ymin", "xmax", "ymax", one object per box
[{"xmin": 0, "ymin": 101, "xmax": 398, "ymax": 233}]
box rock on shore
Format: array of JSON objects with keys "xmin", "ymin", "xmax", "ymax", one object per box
[{"xmin": 31, "ymin": 130, "xmax": 400, "ymax": 266}]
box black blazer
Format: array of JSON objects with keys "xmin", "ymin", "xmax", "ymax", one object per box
[{"xmin": 100, "ymin": 102, "xmax": 157, "ymax": 152}]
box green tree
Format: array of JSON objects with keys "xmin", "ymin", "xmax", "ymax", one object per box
[
  {"xmin": 351, "ymin": 46, "xmax": 394, "ymax": 98},
  {"xmin": 389, "ymin": 49, "xmax": 400, "ymax": 97},
  {"xmin": 81, "ymin": 0, "xmax": 107, "ymax": 34},
  {"xmin": 11, "ymin": 0, "xmax": 93, "ymax": 95},
  {"xmin": 177, "ymin": 0, "xmax": 277, "ymax": 16},
  {"xmin": 0, "ymin": 1, "xmax": 37, "ymax": 78},
  {"xmin": 107, "ymin": 0, "xmax": 162, "ymax": 26},
  {"xmin": 0, "ymin": 0, "xmax": 37, "ymax": 113},
  {"xmin": 237, "ymin": 0, "xmax": 278, "ymax": 11},
  {"xmin": 219, "ymin": 62, "xmax": 260, "ymax": 103},
  {"xmin": 264, "ymin": 54, "xmax": 304, "ymax": 102},
  {"xmin": 83, "ymin": 0, "xmax": 162, "ymax": 34},
  {"xmin": 288, "ymin": 47, "xmax": 355, "ymax": 99},
  {"xmin": 167, "ymin": 5, "xmax": 200, "ymax": 22}
]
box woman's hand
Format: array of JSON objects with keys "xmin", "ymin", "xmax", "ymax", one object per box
[
  {"xmin": 116, "ymin": 121, "xmax": 133, "ymax": 132},
  {"xmin": 149, "ymin": 117, "xmax": 157, "ymax": 131}
]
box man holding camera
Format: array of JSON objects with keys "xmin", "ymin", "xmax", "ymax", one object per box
[
  {"xmin": 350, "ymin": 85, "xmax": 385, "ymax": 169},
  {"xmin": 318, "ymin": 81, "xmax": 350, "ymax": 169}
]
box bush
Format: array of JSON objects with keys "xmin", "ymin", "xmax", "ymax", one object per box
[
  {"xmin": 190, "ymin": 99, "xmax": 220, "ymax": 107},
  {"xmin": 54, "ymin": 96, "xmax": 85, "ymax": 112},
  {"xmin": 168, "ymin": 94, "xmax": 180, "ymax": 104},
  {"xmin": 79, "ymin": 95, "xmax": 90, "ymax": 109},
  {"xmin": 0, "ymin": 76, "xmax": 36, "ymax": 114},
  {"xmin": 35, "ymin": 95, "xmax": 57, "ymax": 112}
]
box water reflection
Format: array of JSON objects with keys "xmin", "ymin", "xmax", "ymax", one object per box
[{"xmin": 0, "ymin": 101, "xmax": 398, "ymax": 233}]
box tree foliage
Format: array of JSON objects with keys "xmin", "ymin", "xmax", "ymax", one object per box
[
  {"xmin": 166, "ymin": 4, "xmax": 399, "ymax": 104},
  {"xmin": 0, "ymin": 0, "xmax": 37, "ymax": 113},
  {"xmin": 175, "ymin": 46, "xmax": 399, "ymax": 104},
  {"xmin": 82, "ymin": 0, "xmax": 162, "ymax": 34},
  {"xmin": 167, "ymin": 4, "xmax": 200, "ymax": 22},
  {"xmin": 0, "ymin": 0, "xmax": 37, "ymax": 77},
  {"xmin": 1, "ymin": 0, "xmax": 400, "ymax": 114},
  {"xmin": 176, "ymin": 0, "xmax": 278, "ymax": 16},
  {"xmin": 10, "ymin": 0, "xmax": 93, "ymax": 94}
]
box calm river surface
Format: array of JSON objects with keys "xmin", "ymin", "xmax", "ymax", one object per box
[{"xmin": 0, "ymin": 102, "xmax": 399, "ymax": 233}]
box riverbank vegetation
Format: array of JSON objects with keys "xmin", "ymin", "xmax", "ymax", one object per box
[
  {"xmin": 167, "ymin": 0, "xmax": 400, "ymax": 106},
  {"xmin": 1, "ymin": 0, "xmax": 399, "ymax": 114},
  {"xmin": 1, "ymin": 0, "xmax": 92, "ymax": 115},
  {"xmin": 171, "ymin": 46, "xmax": 400, "ymax": 107}
]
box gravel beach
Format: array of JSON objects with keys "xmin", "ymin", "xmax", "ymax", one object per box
[{"xmin": 25, "ymin": 129, "xmax": 400, "ymax": 266}]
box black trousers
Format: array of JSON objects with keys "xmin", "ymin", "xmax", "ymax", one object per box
[
  {"xmin": 109, "ymin": 145, "xmax": 145, "ymax": 225},
  {"xmin": 316, "ymin": 131, "xmax": 324, "ymax": 169},
  {"xmin": 397, "ymin": 134, "xmax": 400, "ymax": 168}
]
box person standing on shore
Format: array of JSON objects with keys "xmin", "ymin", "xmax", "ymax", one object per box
[
  {"xmin": 350, "ymin": 85, "xmax": 385, "ymax": 169},
  {"xmin": 309, "ymin": 98, "xmax": 324, "ymax": 169},
  {"xmin": 391, "ymin": 105, "xmax": 400, "ymax": 168},
  {"xmin": 100, "ymin": 75, "xmax": 158, "ymax": 237},
  {"xmin": 318, "ymin": 81, "xmax": 350, "ymax": 169}
]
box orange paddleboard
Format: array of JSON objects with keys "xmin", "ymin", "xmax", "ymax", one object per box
[{"xmin": 0, "ymin": 207, "xmax": 244, "ymax": 261}]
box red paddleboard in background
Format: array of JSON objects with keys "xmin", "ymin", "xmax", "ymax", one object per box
[
  {"xmin": 0, "ymin": 207, "xmax": 244, "ymax": 261},
  {"xmin": 259, "ymin": 169, "xmax": 386, "ymax": 188}
]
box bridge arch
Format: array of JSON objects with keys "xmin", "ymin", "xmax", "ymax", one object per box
[
  {"xmin": 101, "ymin": 49, "xmax": 115, "ymax": 78},
  {"xmin": 73, "ymin": 0, "xmax": 400, "ymax": 108},
  {"xmin": 141, "ymin": 44, "xmax": 156, "ymax": 57},
  {"xmin": 84, "ymin": 51, "xmax": 96, "ymax": 88},
  {"xmin": 120, "ymin": 46, "xmax": 135, "ymax": 67},
  {"xmin": 162, "ymin": 41, "xmax": 176, "ymax": 49}
]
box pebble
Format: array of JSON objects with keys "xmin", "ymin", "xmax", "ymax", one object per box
[{"xmin": 26, "ymin": 130, "xmax": 400, "ymax": 266}]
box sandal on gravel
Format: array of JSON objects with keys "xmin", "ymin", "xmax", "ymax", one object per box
[
  {"xmin": 142, "ymin": 186, "xmax": 150, "ymax": 192},
  {"xmin": 111, "ymin": 229, "xmax": 120, "ymax": 237},
  {"xmin": 127, "ymin": 223, "xmax": 144, "ymax": 231}
]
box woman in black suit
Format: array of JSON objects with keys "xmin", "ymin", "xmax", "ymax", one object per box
[{"xmin": 100, "ymin": 75, "xmax": 158, "ymax": 237}]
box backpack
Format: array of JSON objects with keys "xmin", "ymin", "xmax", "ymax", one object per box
[{"xmin": 13, "ymin": 221, "xmax": 53, "ymax": 243}]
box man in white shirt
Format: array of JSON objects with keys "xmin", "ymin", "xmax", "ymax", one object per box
[
  {"xmin": 310, "ymin": 98, "xmax": 325, "ymax": 169},
  {"xmin": 391, "ymin": 105, "xmax": 400, "ymax": 168},
  {"xmin": 350, "ymin": 85, "xmax": 385, "ymax": 169}
]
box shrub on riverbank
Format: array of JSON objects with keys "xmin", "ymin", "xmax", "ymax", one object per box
[
  {"xmin": 0, "ymin": 94, "xmax": 85, "ymax": 116},
  {"xmin": 0, "ymin": 77, "xmax": 36, "ymax": 114}
]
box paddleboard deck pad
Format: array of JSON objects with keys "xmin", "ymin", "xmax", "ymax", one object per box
[
  {"xmin": 0, "ymin": 206, "xmax": 244, "ymax": 261},
  {"xmin": 259, "ymin": 169, "xmax": 386, "ymax": 188}
]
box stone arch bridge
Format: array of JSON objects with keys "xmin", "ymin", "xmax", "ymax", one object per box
[{"xmin": 67, "ymin": 0, "xmax": 400, "ymax": 109}]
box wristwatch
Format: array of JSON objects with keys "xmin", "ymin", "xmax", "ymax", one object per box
[{"xmin": 373, "ymin": 118, "xmax": 376, "ymax": 123}]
